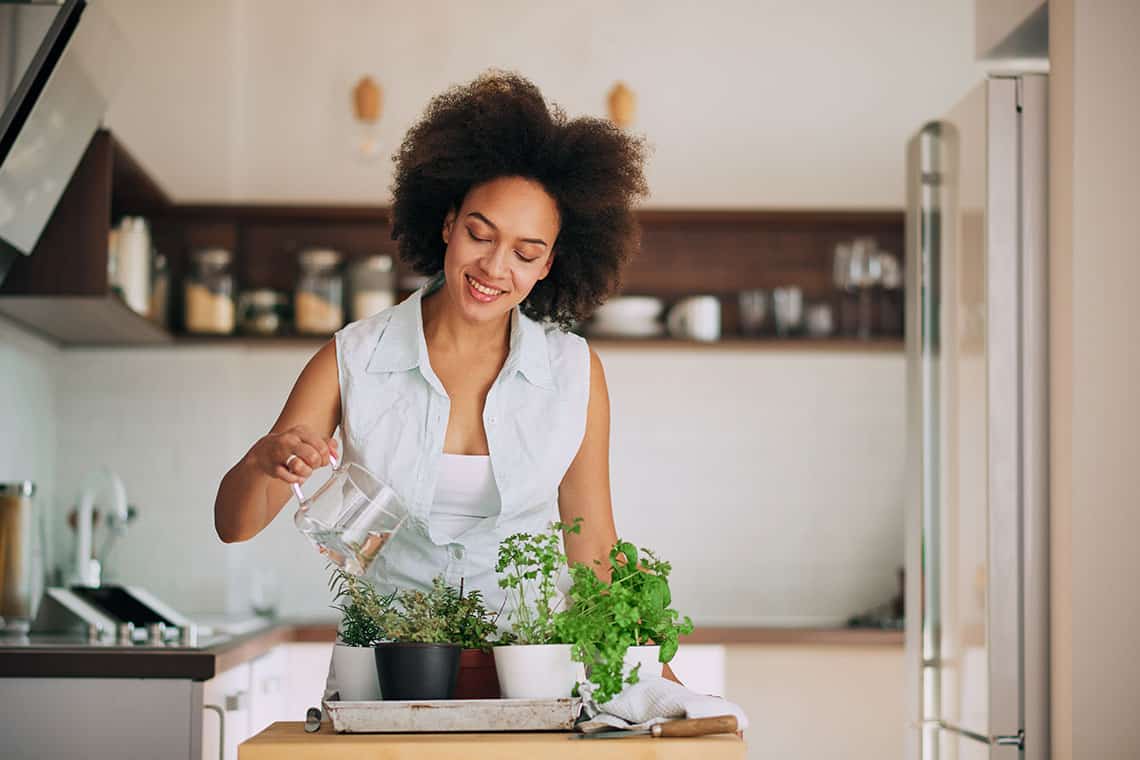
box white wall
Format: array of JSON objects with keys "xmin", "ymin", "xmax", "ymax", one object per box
[
  {"xmin": 97, "ymin": 0, "xmax": 983, "ymax": 208},
  {"xmin": 0, "ymin": 317, "xmax": 58, "ymax": 577},
  {"xmin": 48, "ymin": 344, "xmax": 905, "ymax": 625}
]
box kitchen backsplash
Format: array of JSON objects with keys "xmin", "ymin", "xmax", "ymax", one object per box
[{"xmin": 5, "ymin": 317, "xmax": 904, "ymax": 625}]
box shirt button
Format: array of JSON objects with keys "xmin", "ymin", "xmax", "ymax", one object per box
[
  {"xmin": 450, "ymin": 545, "xmax": 465, "ymax": 560},
  {"xmin": 488, "ymin": 417, "xmax": 497, "ymax": 425}
]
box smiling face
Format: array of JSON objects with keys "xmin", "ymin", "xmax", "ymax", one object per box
[{"xmin": 439, "ymin": 176, "xmax": 560, "ymax": 323}]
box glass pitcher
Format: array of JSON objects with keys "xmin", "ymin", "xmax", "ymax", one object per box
[{"xmin": 292, "ymin": 457, "xmax": 408, "ymax": 576}]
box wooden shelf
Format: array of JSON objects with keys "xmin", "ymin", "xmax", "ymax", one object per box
[
  {"xmin": 156, "ymin": 332, "xmax": 902, "ymax": 353},
  {"xmin": 0, "ymin": 295, "xmax": 172, "ymax": 346},
  {"xmin": 0, "ymin": 127, "xmax": 905, "ymax": 347},
  {"xmin": 589, "ymin": 336, "xmax": 903, "ymax": 352}
]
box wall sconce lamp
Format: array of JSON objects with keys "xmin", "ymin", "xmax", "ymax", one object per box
[
  {"xmin": 353, "ymin": 75, "xmax": 383, "ymax": 160},
  {"xmin": 607, "ymin": 81, "xmax": 635, "ymax": 129}
]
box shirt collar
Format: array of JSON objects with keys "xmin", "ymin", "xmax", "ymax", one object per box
[{"xmin": 365, "ymin": 274, "xmax": 554, "ymax": 391}]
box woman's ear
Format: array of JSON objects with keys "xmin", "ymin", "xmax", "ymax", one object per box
[
  {"xmin": 442, "ymin": 209, "xmax": 456, "ymax": 245},
  {"xmin": 538, "ymin": 250, "xmax": 555, "ymax": 281}
]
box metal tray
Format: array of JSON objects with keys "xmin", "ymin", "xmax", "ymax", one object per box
[{"xmin": 322, "ymin": 697, "xmax": 583, "ymax": 733}]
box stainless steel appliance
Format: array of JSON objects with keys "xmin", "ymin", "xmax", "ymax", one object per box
[
  {"xmin": 33, "ymin": 584, "xmax": 197, "ymax": 642},
  {"xmin": 904, "ymin": 74, "xmax": 1049, "ymax": 759}
]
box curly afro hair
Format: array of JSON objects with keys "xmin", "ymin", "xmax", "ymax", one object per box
[{"xmin": 389, "ymin": 71, "xmax": 649, "ymax": 329}]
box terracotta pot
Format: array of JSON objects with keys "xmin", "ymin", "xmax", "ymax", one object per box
[{"xmin": 452, "ymin": 648, "xmax": 500, "ymax": 700}]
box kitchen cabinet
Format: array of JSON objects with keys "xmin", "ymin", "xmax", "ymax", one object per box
[
  {"xmin": 203, "ymin": 661, "xmax": 251, "ymax": 760},
  {"xmin": 0, "ymin": 131, "xmax": 903, "ymax": 348},
  {"xmin": 201, "ymin": 642, "xmax": 330, "ymax": 760},
  {"xmin": 0, "ymin": 129, "xmax": 172, "ymax": 345},
  {"xmin": 248, "ymin": 646, "xmax": 290, "ymax": 739}
]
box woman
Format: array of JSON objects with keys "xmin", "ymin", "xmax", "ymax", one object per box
[{"xmin": 213, "ymin": 71, "xmax": 657, "ymax": 688}]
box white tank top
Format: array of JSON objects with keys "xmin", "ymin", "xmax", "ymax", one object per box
[{"xmin": 430, "ymin": 454, "xmax": 501, "ymax": 543}]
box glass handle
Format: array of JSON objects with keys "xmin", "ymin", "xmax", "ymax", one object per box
[{"xmin": 290, "ymin": 453, "xmax": 339, "ymax": 503}]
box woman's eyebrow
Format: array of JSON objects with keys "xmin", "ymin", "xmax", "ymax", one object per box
[{"xmin": 465, "ymin": 212, "xmax": 548, "ymax": 248}]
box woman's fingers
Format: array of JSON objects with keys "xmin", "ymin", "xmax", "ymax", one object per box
[
  {"xmin": 285, "ymin": 442, "xmax": 321, "ymax": 478},
  {"xmin": 273, "ymin": 464, "xmax": 303, "ymax": 484},
  {"xmin": 292, "ymin": 426, "xmax": 334, "ymax": 466}
]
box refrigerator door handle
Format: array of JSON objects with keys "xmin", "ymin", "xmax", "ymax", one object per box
[{"xmin": 995, "ymin": 731, "xmax": 1025, "ymax": 749}]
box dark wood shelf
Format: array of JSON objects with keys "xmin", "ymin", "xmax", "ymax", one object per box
[
  {"xmin": 158, "ymin": 332, "xmax": 902, "ymax": 353},
  {"xmin": 0, "ymin": 126, "xmax": 905, "ymax": 347},
  {"xmin": 590, "ymin": 336, "xmax": 904, "ymax": 352}
]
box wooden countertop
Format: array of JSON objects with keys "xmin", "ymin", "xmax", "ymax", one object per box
[
  {"xmin": 239, "ymin": 721, "xmax": 746, "ymax": 759},
  {"xmin": 0, "ymin": 621, "xmax": 900, "ymax": 681},
  {"xmin": 287, "ymin": 621, "xmax": 904, "ymax": 647}
]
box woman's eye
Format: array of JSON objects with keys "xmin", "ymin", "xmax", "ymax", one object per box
[
  {"xmin": 515, "ymin": 251, "xmax": 538, "ymax": 263},
  {"xmin": 466, "ymin": 228, "xmax": 490, "ymax": 243}
]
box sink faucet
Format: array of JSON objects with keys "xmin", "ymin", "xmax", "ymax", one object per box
[{"xmin": 72, "ymin": 468, "xmax": 128, "ymax": 588}]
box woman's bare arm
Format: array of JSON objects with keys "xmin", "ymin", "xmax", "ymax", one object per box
[
  {"xmin": 214, "ymin": 341, "xmax": 341, "ymax": 543},
  {"xmin": 558, "ymin": 347, "xmax": 618, "ymax": 573},
  {"xmin": 557, "ymin": 346, "xmax": 681, "ymax": 683}
]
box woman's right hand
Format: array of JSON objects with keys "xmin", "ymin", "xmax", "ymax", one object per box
[{"xmin": 247, "ymin": 425, "xmax": 338, "ymax": 485}]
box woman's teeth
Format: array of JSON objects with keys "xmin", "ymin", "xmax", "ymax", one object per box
[{"xmin": 466, "ymin": 274, "xmax": 504, "ymax": 297}]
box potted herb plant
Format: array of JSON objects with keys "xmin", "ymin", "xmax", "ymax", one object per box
[
  {"xmin": 436, "ymin": 578, "xmax": 504, "ymax": 699},
  {"xmin": 554, "ymin": 539, "xmax": 694, "ymax": 704},
  {"xmin": 492, "ymin": 519, "xmax": 582, "ymax": 699},
  {"xmin": 328, "ymin": 568, "xmax": 392, "ymax": 700},
  {"xmin": 372, "ymin": 578, "xmax": 465, "ymax": 701}
]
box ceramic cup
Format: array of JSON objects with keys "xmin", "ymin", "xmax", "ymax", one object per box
[{"xmin": 666, "ymin": 296, "xmax": 721, "ymax": 342}]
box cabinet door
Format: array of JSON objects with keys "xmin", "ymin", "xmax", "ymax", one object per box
[
  {"xmin": 249, "ymin": 645, "xmax": 289, "ymax": 737},
  {"xmin": 202, "ymin": 662, "xmax": 251, "ymax": 760},
  {"xmin": 283, "ymin": 642, "xmax": 335, "ymax": 721}
]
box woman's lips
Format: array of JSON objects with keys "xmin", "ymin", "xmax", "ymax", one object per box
[{"xmin": 465, "ymin": 273, "xmax": 506, "ymax": 303}]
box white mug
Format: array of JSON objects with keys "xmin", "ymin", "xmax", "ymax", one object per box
[{"xmin": 666, "ymin": 296, "xmax": 720, "ymax": 342}]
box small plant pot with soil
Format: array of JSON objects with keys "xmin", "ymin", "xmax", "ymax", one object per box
[{"xmin": 374, "ymin": 642, "xmax": 461, "ymax": 701}]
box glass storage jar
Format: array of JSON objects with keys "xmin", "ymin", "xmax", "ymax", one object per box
[
  {"xmin": 184, "ymin": 248, "xmax": 235, "ymax": 334},
  {"xmin": 296, "ymin": 248, "xmax": 344, "ymax": 334},
  {"xmin": 349, "ymin": 254, "xmax": 396, "ymax": 321},
  {"xmin": 237, "ymin": 289, "xmax": 290, "ymax": 336}
]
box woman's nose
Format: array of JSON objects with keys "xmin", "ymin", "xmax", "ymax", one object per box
[{"xmin": 480, "ymin": 245, "xmax": 511, "ymax": 279}]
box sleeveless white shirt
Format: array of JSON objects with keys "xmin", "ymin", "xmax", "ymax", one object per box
[{"xmin": 333, "ymin": 274, "xmax": 591, "ymax": 616}]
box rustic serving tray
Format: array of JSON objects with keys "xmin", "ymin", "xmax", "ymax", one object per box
[{"xmin": 322, "ymin": 697, "xmax": 583, "ymax": 733}]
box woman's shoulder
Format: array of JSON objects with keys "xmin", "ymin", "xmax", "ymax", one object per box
[{"xmin": 334, "ymin": 306, "xmax": 399, "ymax": 363}]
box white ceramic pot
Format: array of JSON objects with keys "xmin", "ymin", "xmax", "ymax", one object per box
[
  {"xmin": 623, "ymin": 645, "xmax": 662, "ymax": 681},
  {"xmin": 493, "ymin": 644, "xmax": 582, "ymax": 699},
  {"xmin": 331, "ymin": 643, "xmax": 381, "ymax": 701}
]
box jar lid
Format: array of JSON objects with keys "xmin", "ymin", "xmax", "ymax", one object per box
[
  {"xmin": 239, "ymin": 289, "xmax": 288, "ymax": 307},
  {"xmin": 354, "ymin": 254, "xmax": 393, "ymax": 272},
  {"xmin": 192, "ymin": 248, "xmax": 232, "ymax": 266},
  {"xmin": 0, "ymin": 481, "xmax": 35, "ymax": 497},
  {"xmin": 299, "ymin": 248, "xmax": 342, "ymax": 269}
]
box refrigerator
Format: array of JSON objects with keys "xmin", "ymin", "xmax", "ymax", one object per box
[{"xmin": 903, "ymin": 75, "xmax": 1049, "ymax": 760}]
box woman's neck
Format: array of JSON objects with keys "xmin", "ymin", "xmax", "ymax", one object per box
[{"xmin": 420, "ymin": 286, "xmax": 511, "ymax": 358}]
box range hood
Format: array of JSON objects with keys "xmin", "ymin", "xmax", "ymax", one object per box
[{"xmin": 0, "ymin": 0, "xmax": 127, "ymax": 281}]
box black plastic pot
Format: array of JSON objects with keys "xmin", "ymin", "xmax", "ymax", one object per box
[{"xmin": 374, "ymin": 642, "xmax": 461, "ymax": 700}]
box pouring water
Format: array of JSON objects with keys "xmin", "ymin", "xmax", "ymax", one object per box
[{"xmin": 292, "ymin": 458, "xmax": 408, "ymax": 576}]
